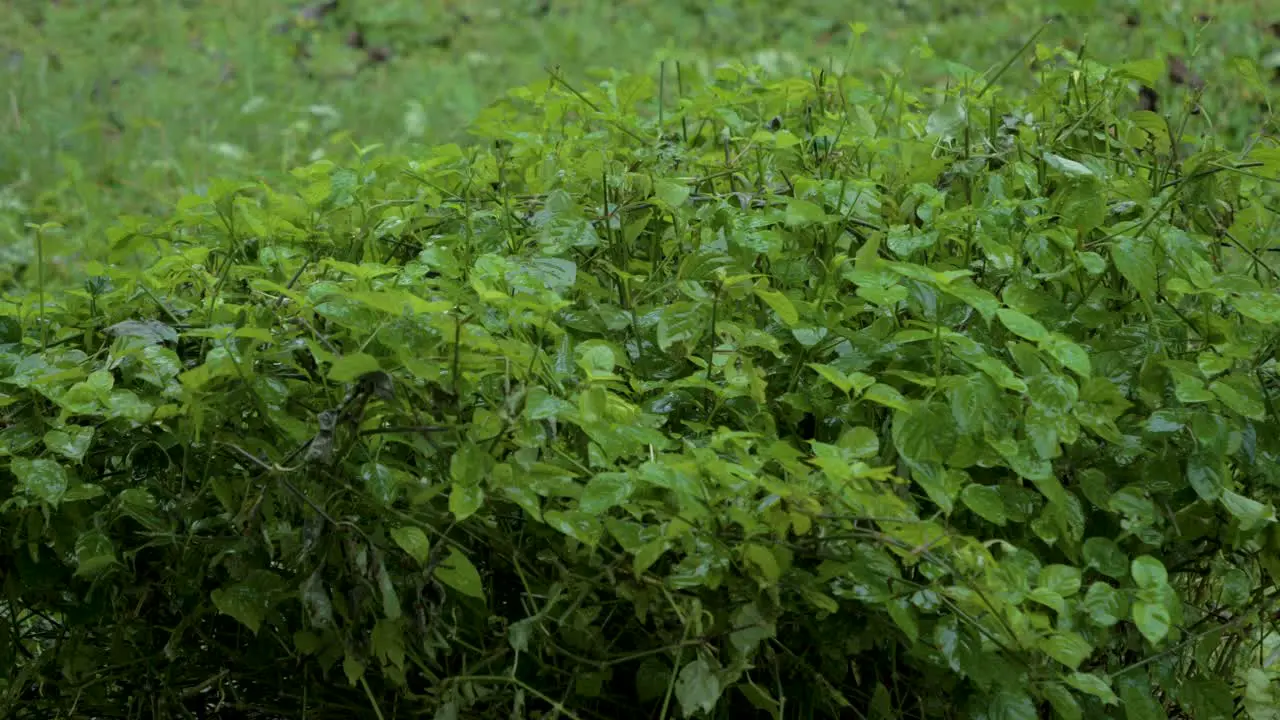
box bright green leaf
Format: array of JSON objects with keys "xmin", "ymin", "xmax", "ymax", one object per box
[
  {"xmin": 434, "ymin": 548, "xmax": 485, "ymax": 600},
  {"xmin": 449, "ymin": 483, "xmax": 485, "ymax": 521},
  {"xmin": 11, "ymin": 457, "xmax": 69, "ymax": 507},
  {"xmin": 754, "ymin": 288, "xmax": 799, "ymax": 326},
  {"xmin": 1065, "ymin": 672, "xmax": 1119, "ymax": 705},
  {"xmin": 390, "ymin": 526, "xmax": 431, "ymax": 565},
  {"xmin": 1130, "ymin": 555, "xmax": 1167, "ymax": 589},
  {"xmin": 1221, "ymin": 489, "xmax": 1276, "ymax": 530},
  {"xmin": 328, "ymin": 352, "xmax": 382, "ymax": 382},
  {"xmin": 997, "ymin": 308, "xmax": 1049, "ymax": 342}
]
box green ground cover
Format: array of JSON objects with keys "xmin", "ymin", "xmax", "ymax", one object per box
[
  {"xmin": 1, "ymin": 0, "xmax": 1275, "ymax": 272},
  {"xmin": 2, "ymin": 1, "xmax": 1279, "ymax": 719}
]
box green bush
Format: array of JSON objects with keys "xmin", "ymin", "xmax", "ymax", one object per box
[{"xmin": 3, "ymin": 45, "xmax": 1279, "ymax": 719}]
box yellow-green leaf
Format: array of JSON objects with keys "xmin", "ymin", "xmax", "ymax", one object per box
[
  {"xmin": 754, "ymin": 287, "xmax": 799, "ymax": 326},
  {"xmin": 434, "ymin": 548, "xmax": 485, "ymax": 600}
]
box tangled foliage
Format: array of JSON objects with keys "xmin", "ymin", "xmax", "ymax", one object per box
[{"xmin": 3, "ymin": 44, "xmax": 1280, "ymax": 720}]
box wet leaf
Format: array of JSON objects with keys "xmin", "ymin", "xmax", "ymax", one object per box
[
  {"xmin": 434, "ymin": 548, "xmax": 484, "ymax": 600},
  {"xmin": 675, "ymin": 658, "xmax": 722, "ymax": 717},
  {"xmin": 390, "ymin": 526, "xmax": 431, "ymax": 565},
  {"xmin": 11, "ymin": 457, "xmax": 69, "ymax": 507},
  {"xmin": 211, "ymin": 570, "xmax": 286, "ymax": 634}
]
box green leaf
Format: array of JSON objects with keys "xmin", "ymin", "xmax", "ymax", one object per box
[
  {"xmin": 1041, "ymin": 333, "xmax": 1091, "ymax": 378},
  {"xmin": 655, "ymin": 179, "xmax": 691, "ymax": 208},
  {"xmin": 449, "ymin": 482, "xmax": 485, "ymax": 521},
  {"xmin": 926, "ymin": 96, "xmax": 967, "ymax": 139},
  {"xmin": 390, "ymin": 526, "xmax": 431, "ymax": 565},
  {"xmin": 343, "ymin": 655, "xmax": 365, "ymax": 687},
  {"xmin": 11, "ymin": 457, "xmax": 69, "ymax": 507},
  {"xmin": 754, "ymin": 288, "xmax": 799, "ymax": 326},
  {"xmin": 544, "ymin": 509, "xmax": 603, "ymax": 546},
  {"xmin": 370, "ymin": 617, "xmax": 405, "ymax": 669},
  {"xmin": 1209, "ymin": 376, "xmax": 1266, "ymax": 421},
  {"xmin": 791, "ymin": 327, "xmax": 828, "ymax": 347},
  {"xmin": 1234, "ymin": 290, "xmax": 1280, "ymax": 324},
  {"xmin": 524, "ymin": 386, "xmax": 572, "ymax": 420},
  {"xmin": 361, "ymin": 462, "xmax": 405, "ymax": 507},
  {"xmin": 1221, "ymin": 489, "xmax": 1275, "ymax": 530},
  {"xmin": 1130, "ymin": 555, "xmax": 1167, "ymax": 589},
  {"xmin": 1132, "ymin": 600, "xmax": 1170, "ymax": 644},
  {"xmin": 328, "ymin": 352, "xmax": 382, "ymax": 382},
  {"xmin": 579, "ymin": 472, "xmax": 634, "ymax": 513},
  {"xmin": 1220, "ymin": 567, "xmax": 1252, "ymax": 608},
  {"xmin": 211, "ymin": 570, "xmax": 286, "ymax": 634},
  {"xmin": 44, "ymin": 426, "xmax": 95, "ymax": 462},
  {"xmin": 633, "ymin": 540, "xmax": 668, "ymax": 575},
  {"xmin": 1065, "ymin": 672, "xmax": 1119, "ymax": 705},
  {"xmin": 1082, "ymin": 582, "xmax": 1124, "ymax": 627},
  {"xmin": 1040, "ymin": 631, "xmax": 1092, "ymax": 670},
  {"xmin": 675, "ymin": 658, "xmax": 722, "ymax": 718},
  {"xmin": 1042, "ymin": 683, "xmax": 1082, "ymax": 720},
  {"xmin": 886, "ymin": 597, "xmax": 918, "ymax": 644},
  {"xmin": 863, "ymin": 383, "xmax": 910, "ymax": 412},
  {"xmin": 1117, "ymin": 674, "xmax": 1166, "ymax": 720},
  {"xmin": 809, "ymin": 364, "xmax": 873, "ymax": 394},
  {"xmin": 785, "ymin": 197, "xmax": 827, "ymax": 226},
  {"xmin": 450, "ymin": 442, "xmax": 493, "ymax": 486},
  {"xmin": 950, "ymin": 373, "xmax": 999, "ymax": 434},
  {"xmin": 837, "ymin": 426, "xmax": 879, "ymax": 459},
  {"xmin": 1038, "ymin": 564, "xmax": 1082, "ymax": 596},
  {"xmin": 1110, "ymin": 236, "xmax": 1157, "ymax": 306},
  {"xmin": 1044, "ymin": 153, "xmax": 1093, "ymax": 177},
  {"xmin": 986, "ymin": 689, "xmax": 1036, "ymax": 720},
  {"xmin": 1118, "ymin": 57, "xmax": 1165, "ymax": 86},
  {"xmin": 1082, "ymin": 537, "xmax": 1128, "ymax": 579},
  {"xmin": 997, "ymin": 308, "xmax": 1049, "ymax": 342},
  {"xmin": 105, "ymin": 319, "xmax": 179, "ymax": 344},
  {"xmin": 892, "ymin": 402, "xmax": 956, "ymax": 464},
  {"xmin": 434, "ymin": 548, "xmax": 485, "ymax": 600},
  {"xmin": 742, "ymin": 543, "xmax": 781, "ymax": 584},
  {"xmin": 508, "ymin": 617, "xmax": 535, "ymax": 653},
  {"xmin": 729, "ymin": 602, "xmax": 776, "ymax": 658},
  {"xmin": 1168, "ymin": 366, "xmax": 1214, "ymax": 403},
  {"xmin": 657, "ymin": 302, "xmax": 706, "ymax": 351},
  {"xmin": 74, "ymin": 530, "xmax": 117, "ymax": 577},
  {"xmin": 960, "ymin": 484, "xmax": 1007, "ymax": 525},
  {"xmin": 63, "ymin": 484, "xmax": 105, "ymax": 502}
]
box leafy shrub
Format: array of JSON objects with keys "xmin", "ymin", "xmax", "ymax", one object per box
[{"xmin": 3, "ymin": 44, "xmax": 1279, "ymax": 719}]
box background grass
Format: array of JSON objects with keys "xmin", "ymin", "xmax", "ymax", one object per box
[{"xmin": 0, "ymin": 0, "xmax": 1276, "ymax": 280}]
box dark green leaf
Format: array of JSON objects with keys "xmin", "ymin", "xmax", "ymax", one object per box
[
  {"xmin": 961, "ymin": 484, "xmax": 1007, "ymax": 525},
  {"xmin": 211, "ymin": 570, "xmax": 286, "ymax": 634}
]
